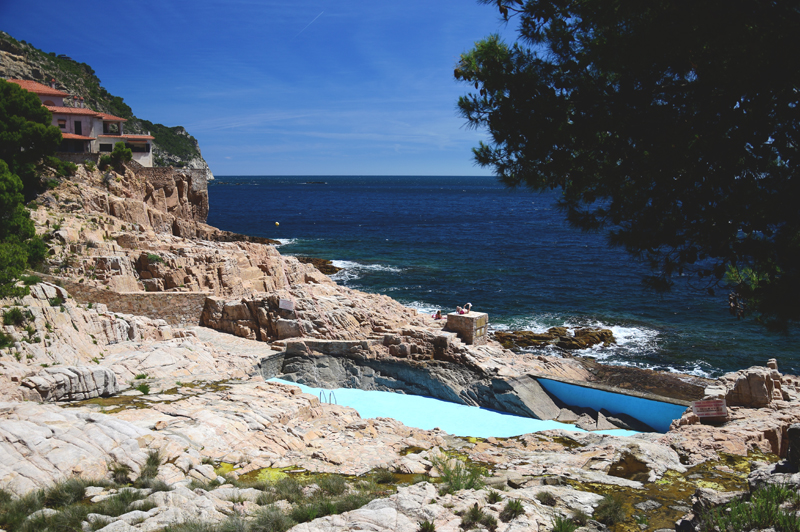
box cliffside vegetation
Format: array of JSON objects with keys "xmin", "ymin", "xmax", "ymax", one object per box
[
  {"xmin": 0, "ymin": 79, "xmax": 52, "ymax": 297},
  {"xmin": 0, "ymin": 31, "xmax": 204, "ymax": 169}
]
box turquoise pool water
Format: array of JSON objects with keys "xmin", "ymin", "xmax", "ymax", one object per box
[{"xmin": 269, "ymin": 379, "xmax": 639, "ymax": 438}]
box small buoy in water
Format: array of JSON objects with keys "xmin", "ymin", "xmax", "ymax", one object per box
[{"xmin": 275, "ymin": 222, "xmax": 279, "ymax": 226}]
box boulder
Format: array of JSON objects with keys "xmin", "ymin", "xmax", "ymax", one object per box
[{"xmin": 21, "ymin": 366, "xmax": 118, "ymax": 401}]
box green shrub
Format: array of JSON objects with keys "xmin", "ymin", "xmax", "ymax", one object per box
[
  {"xmin": 2, "ymin": 307, "xmax": 25, "ymax": 326},
  {"xmin": 146, "ymin": 253, "xmax": 163, "ymax": 264},
  {"xmin": 372, "ymin": 467, "xmax": 396, "ymax": 484},
  {"xmin": 553, "ymin": 514, "xmax": 578, "ymax": 532},
  {"xmin": 487, "ymin": 489, "xmax": 503, "ymax": 504},
  {"xmin": 481, "ymin": 513, "xmax": 498, "ymax": 531},
  {"xmin": 250, "ymin": 506, "xmax": 295, "ymax": 532},
  {"xmin": 429, "ymin": 454, "xmax": 485, "ymax": 495},
  {"xmin": 108, "ymin": 462, "xmax": 132, "ymax": 485},
  {"xmin": 272, "ymin": 476, "xmax": 304, "ymax": 503},
  {"xmin": 536, "ymin": 490, "xmax": 556, "ymax": 506},
  {"xmin": 594, "ymin": 494, "xmax": 625, "ymax": 526},
  {"xmin": 460, "ymin": 503, "xmax": 486, "ymax": 529},
  {"xmin": 317, "ymin": 474, "xmax": 347, "ymax": 496},
  {"xmin": 134, "ymin": 450, "xmax": 161, "ymax": 484},
  {"xmin": 48, "ymin": 296, "xmax": 64, "ymax": 307},
  {"xmin": 418, "ymin": 520, "xmax": 436, "ymax": 532},
  {"xmin": 499, "ymin": 499, "xmax": 525, "ymax": 522},
  {"xmin": 41, "ymin": 477, "xmax": 88, "ymax": 507},
  {"xmin": 0, "ymin": 490, "xmax": 43, "ymax": 531},
  {"xmin": 98, "ymin": 154, "xmax": 112, "ymax": 170},
  {"xmin": 135, "ymin": 383, "xmax": 150, "ymax": 395},
  {"xmin": 571, "ymin": 508, "xmax": 589, "ymax": 526},
  {"xmin": 335, "ymin": 492, "xmax": 371, "ymax": 513},
  {"xmin": 0, "ymin": 330, "xmax": 13, "ymax": 348},
  {"xmin": 699, "ymin": 484, "xmax": 800, "ymax": 532},
  {"xmin": 134, "ymin": 373, "xmax": 148, "ymax": 380},
  {"xmin": 20, "ymin": 274, "xmax": 41, "ymax": 286},
  {"xmin": 84, "ymin": 161, "xmax": 96, "ymax": 172}
]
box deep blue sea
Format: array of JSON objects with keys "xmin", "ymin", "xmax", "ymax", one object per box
[{"xmin": 208, "ymin": 176, "xmax": 798, "ymax": 377}]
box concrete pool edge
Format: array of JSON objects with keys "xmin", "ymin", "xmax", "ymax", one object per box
[{"xmin": 532, "ymin": 374, "xmax": 691, "ymax": 433}]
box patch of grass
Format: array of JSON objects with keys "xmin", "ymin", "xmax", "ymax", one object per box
[
  {"xmin": 571, "ymin": 508, "xmax": 589, "ymax": 526},
  {"xmin": 553, "ymin": 514, "xmax": 578, "ymax": 532},
  {"xmin": 536, "ymin": 490, "xmax": 557, "ymax": 506},
  {"xmin": 91, "ymin": 488, "xmax": 147, "ymax": 517},
  {"xmin": 372, "ymin": 467, "xmax": 396, "ymax": 484},
  {"xmin": 0, "ymin": 490, "xmax": 43, "ymax": 531},
  {"xmin": 134, "ymin": 450, "xmax": 162, "ymax": 487},
  {"xmin": 48, "ymin": 296, "xmax": 64, "ymax": 307},
  {"xmin": 594, "ymin": 494, "xmax": 625, "ymax": 526},
  {"xmin": 250, "ymin": 506, "xmax": 296, "ymax": 532},
  {"xmin": 487, "ymin": 489, "xmax": 503, "ymax": 504},
  {"xmin": 188, "ymin": 478, "xmax": 222, "ymax": 491},
  {"xmin": 418, "ymin": 519, "xmax": 437, "ymax": 532},
  {"xmin": 135, "ymin": 383, "xmax": 150, "ymax": 395},
  {"xmin": 460, "ymin": 502, "xmax": 486, "ymax": 529},
  {"xmin": 481, "ymin": 513, "xmax": 498, "ymax": 531},
  {"xmin": 317, "ymin": 474, "xmax": 347, "ymax": 496},
  {"xmin": 499, "ymin": 499, "xmax": 525, "ymax": 522},
  {"xmin": 0, "ymin": 330, "xmax": 13, "ymax": 349},
  {"xmin": 335, "ymin": 492, "xmax": 371, "ymax": 513},
  {"xmin": 162, "ymin": 521, "xmax": 220, "ymax": 532},
  {"xmin": 699, "ymin": 484, "xmax": 800, "ymax": 532},
  {"xmin": 108, "ymin": 462, "xmax": 132, "ymax": 485},
  {"xmin": 147, "ymin": 253, "xmax": 163, "ymax": 264},
  {"xmin": 20, "ymin": 274, "xmax": 41, "ymax": 286},
  {"xmin": 134, "ymin": 373, "xmax": 148, "ymax": 380},
  {"xmin": 2, "ymin": 308, "xmax": 26, "ymax": 326},
  {"xmin": 429, "ymin": 454, "xmax": 485, "ymax": 495},
  {"xmin": 41, "ymin": 477, "xmax": 88, "ymax": 507},
  {"xmin": 271, "ymin": 476, "xmax": 304, "ymax": 504}
]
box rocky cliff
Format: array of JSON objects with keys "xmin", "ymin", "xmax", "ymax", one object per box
[{"xmin": 0, "ymin": 31, "xmax": 214, "ymax": 179}]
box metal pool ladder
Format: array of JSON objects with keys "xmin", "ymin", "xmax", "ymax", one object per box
[{"xmin": 319, "ymin": 390, "xmax": 337, "ymax": 404}]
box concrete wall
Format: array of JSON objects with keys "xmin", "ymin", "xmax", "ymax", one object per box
[
  {"xmin": 55, "ymin": 152, "xmax": 101, "ymax": 165},
  {"xmin": 42, "ymin": 275, "xmax": 208, "ymax": 326}
]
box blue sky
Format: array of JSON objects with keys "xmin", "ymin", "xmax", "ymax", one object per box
[{"xmin": 1, "ymin": 0, "xmax": 517, "ymax": 176}]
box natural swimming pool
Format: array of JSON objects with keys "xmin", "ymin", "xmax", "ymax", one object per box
[{"xmin": 269, "ymin": 378, "xmax": 639, "ymax": 438}]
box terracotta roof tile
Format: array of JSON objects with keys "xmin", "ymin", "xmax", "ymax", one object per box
[
  {"xmin": 6, "ymin": 79, "xmax": 70, "ymax": 97},
  {"xmin": 45, "ymin": 105, "xmax": 103, "ymax": 117},
  {"xmin": 96, "ymin": 112, "xmax": 128, "ymax": 122},
  {"xmin": 60, "ymin": 133, "xmax": 95, "ymax": 140},
  {"xmin": 98, "ymin": 134, "xmax": 155, "ymax": 140}
]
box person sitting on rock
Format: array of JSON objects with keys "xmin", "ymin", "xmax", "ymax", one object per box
[{"xmin": 432, "ymin": 310, "xmax": 443, "ymax": 320}]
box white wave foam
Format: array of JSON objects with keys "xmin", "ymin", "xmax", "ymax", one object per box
[
  {"xmin": 331, "ymin": 260, "xmax": 402, "ymax": 273},
  {"xmin": 274, "ymin": 238, "xmax": 297, "ymax": 246},
  {"xmin": 405, "ymin": 301, "xmax": 441, "ymax": 315}
]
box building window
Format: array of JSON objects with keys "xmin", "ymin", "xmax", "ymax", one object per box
[
  {"xmin": 57, "ymin": 119, "xmax": 66, "ymax": 129},
  {"xmin": 99, "ymin": 144, "xmax": 113, "ymax": 152},
  {"xmin": 74, "ymin": 121, "xmax": 82, "ymax": 135}
]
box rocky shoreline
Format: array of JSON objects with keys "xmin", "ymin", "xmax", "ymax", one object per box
[{"xmin": 1, "ymin": 161, "xmax": 799, "ymax": 531}]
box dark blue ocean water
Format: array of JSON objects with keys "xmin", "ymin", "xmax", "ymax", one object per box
[{"xmin": 207, "ymin": 175, "xmax": 798, "ymax": 377}]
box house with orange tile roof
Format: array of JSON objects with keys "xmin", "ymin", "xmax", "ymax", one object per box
[{"xmin": 5, "ymin": 78, "xmax": 154, "ymax": 167}]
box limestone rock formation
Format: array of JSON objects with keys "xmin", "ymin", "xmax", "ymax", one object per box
[{"xmin": 21, "ymin": 365, "xmax": 118, "ymax": 401}]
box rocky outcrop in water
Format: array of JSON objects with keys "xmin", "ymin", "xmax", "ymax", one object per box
[{"xmin": 494, "ymin": 327, "xmax": 615, "ymax": 351}]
